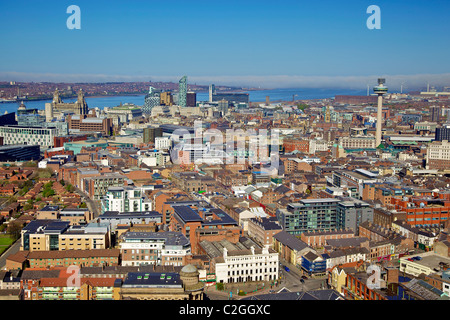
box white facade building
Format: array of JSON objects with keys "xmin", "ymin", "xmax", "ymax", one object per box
[
  {"xmin": 214, "ymin": 245, "xmax": 279, "ymax": 284},
  {"xmin": 338, "ymin": 136, "xmax": 376, "ymax": 149},
  {"xmin": 102, "ymin": 186, "xmax": 153, "ymax": 213},
  {"xmin": 155, "ymin": 136, "xmax": 172, "ymax": 150},
  {"xmin": 0, "ymin": 126, "xmax": 57, "ymax": 148},
  {"xmin": 309, "ymin": 139, "xmax": 331, "ymax": 154},
  {"xmin": 138, "ymin": 150, "xmax": 171, "ymax": 167},
  {"xmin": 119, "ymin": 231, "xmax": 191, "ymax": 267}
]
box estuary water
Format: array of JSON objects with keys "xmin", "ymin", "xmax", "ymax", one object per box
[{"xmin": 0, "ymin": 87, "xmax": 367, "ymax": 114}]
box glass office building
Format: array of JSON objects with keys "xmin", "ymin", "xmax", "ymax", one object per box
[
  {"xmin": 276, "ymin": 199, "xmax": 342, "ymax": 235},
  {"xmin": 142, "ymin": 86, "xmax": 161, "ymax": 116},
  {"xmin": 178, "ymin": 76, "xmax": 187, "ymax": 107}
]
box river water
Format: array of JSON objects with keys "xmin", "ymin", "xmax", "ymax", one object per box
[{"xmin": 0, "ymin": 87, "xmax": 367, "ymax": 114}]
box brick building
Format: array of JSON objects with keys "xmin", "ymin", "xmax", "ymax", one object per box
[
  {"xmin": 283, "ymin": 138, "xmax": 310, "ymax": 153},
  {"xmin": 27, "ymin": 249, "xmax": 120, "ymax": 268},
  {"xmin": 169, "ymin": 204, "xmax": 240, "ymax": 254},
  {"xmin": 300, "ymin": 229, "xmax": 355, "ymax": 248}
]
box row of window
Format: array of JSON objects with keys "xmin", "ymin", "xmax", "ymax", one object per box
[{"xmin": 228, "ymin": 267, "xmax": 277, "ymax": 276}]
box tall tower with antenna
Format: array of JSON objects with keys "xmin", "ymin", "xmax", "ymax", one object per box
[{"xmin": 374, "ymin": 78, "xmax": 388, "ymax": 148}]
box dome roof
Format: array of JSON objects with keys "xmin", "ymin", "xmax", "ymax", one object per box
[
  {"xmin": 18, "ymin": 102, "xmax": 26, "ymax": 110},
  {"xmin": 180, "ymin": 264, "xmax": 198, "ymax": 274}
]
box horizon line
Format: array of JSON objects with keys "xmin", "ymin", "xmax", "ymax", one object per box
[{"xmin": 1, "ymin": 71, "xmax": 450, "ymax": 90}]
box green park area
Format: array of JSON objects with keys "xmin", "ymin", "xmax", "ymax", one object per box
[{"xmin": 0, "ymin": 234, "xmax": 14, "ymax": 256}]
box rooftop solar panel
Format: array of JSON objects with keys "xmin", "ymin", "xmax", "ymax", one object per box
[{"xmin": 173, "ymin": 206, "xmax": 202, "ymax": 222}]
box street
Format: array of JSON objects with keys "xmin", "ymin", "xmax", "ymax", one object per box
[
  {"xmin": 278, "ymin": 260, "xmax": 328, "ymax": 292},
  {"xmin": 74, "ymin": 187, "xmax": 101, "ymax": 218},
  {"xmin": 0, "ymin": 239, "xmax": 20, "ymax": 270},
  {"xmin": 205, "ymin": 261, "xmax": 329, "ymax": 300}
]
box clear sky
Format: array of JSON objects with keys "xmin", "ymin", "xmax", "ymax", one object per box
[{"xmin": 1, "ymin": 0, "xmax": 449, "ymax": 89}]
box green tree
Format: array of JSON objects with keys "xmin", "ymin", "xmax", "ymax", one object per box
[
  {"xmin": 296, "ymin": 103, "xmax": 309, "ymax": 111},
  {"xmin": 20, "ymin": 179, "xmax": 34, "ymax": 189},
  {"xmin": 43, "ymin": 182, "xmax": 53, "ymax": 189},
  {"xmin": 23, "ymin": 203, "xmax": 33, "ymax": 211},
  {"xmin": 19, "ymin": 186, "xmax": 29, "ymax": 196},
  {"xmin": 38, "ymin": 169, "xmax": 52, "ymax": 179},
  {"xmin": 43, "ymin": 189, "xmax": 55, "ymax": 198},
  {"xmin": 216, "ymin": 283, "xmax": 224, "ymax": 291},
  {"xmin": 65, "ymin": 184, "xmax": 75, "ymax": 193},
  {"xmin": 7, "ymin": 220, "xmax": 23, "ymax": 240}
]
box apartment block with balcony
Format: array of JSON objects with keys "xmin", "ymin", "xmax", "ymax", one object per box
[
  {"xmin": 119, "ymin": 231, "xmax": 191, "ymax": 267},
  {"xmin": 276, "ymin": 198, "xmax": 342, "ymax": 235},
  {"xmin": 101, "ymin": 186, "xmax": 153, "ymax": 214},
  {"xmin": 27, "ymin": 277, "xmax": 117, "ymax": 300},
  {"xmin": 83, "ymin": 173, "xmax": 126, "ymax": 200}
]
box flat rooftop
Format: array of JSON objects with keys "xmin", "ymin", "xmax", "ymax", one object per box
[
  {"xmin": 122, "ymin": 272, "xmax": 182, "ymax": 288},
  {"xmin": 100, "ymin": 211, "xmax": 162, "ymax": 219},
  {"xmin": 173, "ymin": 206, "xmax": 203, "ymax": 222},
  {"xmin": 122, "ymin": 231, "xmax": 189, "ymax": 247},
  {"xmin": 400, "ymin": 251, "xmax": 450, "ymax": 271}
]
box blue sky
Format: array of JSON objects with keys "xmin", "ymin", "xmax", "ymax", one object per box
[{"xmin": 1, "ymin": 0, "xmax": 449, "ymax": 89}]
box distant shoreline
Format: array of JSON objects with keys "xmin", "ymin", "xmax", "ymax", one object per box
[
  {"xmin": 0, "ymin": 89, "xmax": 271, "ymax": 104},
  {"xmin": 0, "ymin": 93, "xmax": 147, "ymax": 104}
]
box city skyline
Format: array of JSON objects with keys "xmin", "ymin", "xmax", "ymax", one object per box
[{"xmin": 1, "ymin": 0, "xmax": 449, "ymax": 90}]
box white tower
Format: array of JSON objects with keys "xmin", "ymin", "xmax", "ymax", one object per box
[
  {"xmin": 45, "ymin": 102, "xmax": 53, "ymax": 122},
  {"xmin": 209, "ymin": 84, "xmax": 216, "ymax": 103},
  {"xmin": 374, "ymin": 78, "xmax": 388, "ymax": 148}
]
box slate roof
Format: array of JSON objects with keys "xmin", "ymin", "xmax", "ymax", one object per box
[
  {"xmin": 273, "ymin": 231, "xmax": 310, "ymax": 252},
  {"xmin": 326, "ymin": 237, "xmax": 369, "ymax": 248},
  {"xmin": 21, "ymin": 269, "xmax": 62, "ymax": 280},
  {"xmin": 274, "ymin": 185, "xmax": 291, "ymax": 194},
  {"xmin": 403, "ymin": 278, "xmax": 445, "ymax": 300}
]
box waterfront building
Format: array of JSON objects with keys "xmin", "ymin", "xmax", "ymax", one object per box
[{"xmin": 45, "ymin": 88, "xmax": 89, "ymax": 120}]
